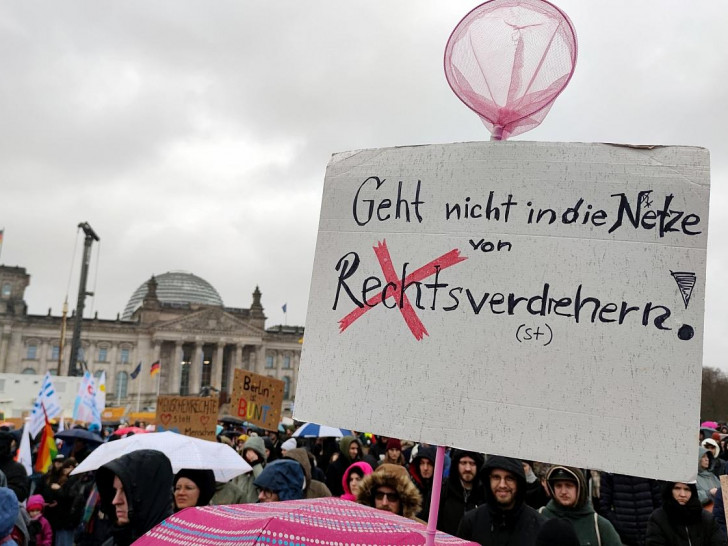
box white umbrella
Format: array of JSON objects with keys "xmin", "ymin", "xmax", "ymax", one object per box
[
  {"xmin": 70, "ymin": 431, "xmax": 252, "ymax": 482},
  {"xmin": 292, "ymin": 422, "xmax": 353, "ymax": 438}
]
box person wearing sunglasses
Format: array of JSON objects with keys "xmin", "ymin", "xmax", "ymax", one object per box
[{"xmin": 356, "ymin": 464, "xmax": 423, "ymax": 520}]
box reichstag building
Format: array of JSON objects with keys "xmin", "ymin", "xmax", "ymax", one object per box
[{"xmin": 0, "ymin": 265, "xmax": 303, "ymax": 412}]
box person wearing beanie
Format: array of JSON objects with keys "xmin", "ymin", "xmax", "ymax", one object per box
[
  {"xmin": 356, "ymin": 463, "xmax": 422, "ymax": 520},
  {"xmin": 341, "ymin": 461, "xmax": 373, "ymax": 502},
  {"xmin": 382, "ymin": 438, "xmax": 405, "ymax": 466},
  {"xmin": 539, "ymin": 466, "xmax": 621, "ymax": 546},
  {"xmin": 253, "ymin": 459, "xmax": 305, "ymax": 502},
  {"xmin": 437, "ymin": 449, "xmax": 486, "ymax": 536},
  {"xmin": 26, "ymin": 494, "xmax": 52, "ymax": 546},
  {"xmin": 408, "ymin": 445, "xmax": 437, "ymax": 521},
  {"xmin": 457, "ymin": 455, "xmax": 544, "ymax": 545},
  {"xmin": 536, "ymin": 517, "xmax": 580, "ymax": 546},
  {"xmin": 325, "ymin": 436, "xmax": 363, "ymax": 496},
  {"xmin": 95, "ymin": 449, "xmax": 174, "ymax": 546},
  {"xmin": 696, "ymin": 446, "xmax": 721, "ymax": 507},
  {"xmin": 173, "ymin": 469, "xmax": 216, "ymax": 511},
  {"xmin": 646, "ymin": 481, "xmax": 723, "ymax": 545},
  {"xmin": 281, "ymin": 438, "xmax": 297, "ymax": 456}
]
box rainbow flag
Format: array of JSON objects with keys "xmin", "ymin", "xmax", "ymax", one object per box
[
  {"xmin": 150, "ymin": 361, "xmax": 160, "ymax": 376},
  {"xmin": 34, "ymin": 418, "xmax": 57, "ymax": 474}
]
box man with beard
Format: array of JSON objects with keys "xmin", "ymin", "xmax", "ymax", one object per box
[
  {"xmin": 457, "ymin": 455, "xmax": 544, "ymax": 545},
  {"xmin": 437, "ymin": 450, "xmax": 486, "ymax": 536}
]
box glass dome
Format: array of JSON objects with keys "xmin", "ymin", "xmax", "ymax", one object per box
[{"xmin": 122, "ymin": 271, "xmax": 223, "ymax": 319}]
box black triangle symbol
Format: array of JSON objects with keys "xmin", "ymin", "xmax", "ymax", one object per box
[{"xmin": 670, "ymin": 271, "xmax": 696, "ymax": 309}]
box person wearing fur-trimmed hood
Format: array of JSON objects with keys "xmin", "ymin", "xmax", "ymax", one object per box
[
  {"xmin": 356, "ymin": 463, "xmax": 423, "ymax": 520},
  {"xmin": 540, "ymin": 465, "xmax": 621, "ymax": 546}
]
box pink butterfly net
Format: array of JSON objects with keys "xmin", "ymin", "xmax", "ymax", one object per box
[{"xmin": 444, "ymin": 0, "xmax": 577, "ymax": 140}]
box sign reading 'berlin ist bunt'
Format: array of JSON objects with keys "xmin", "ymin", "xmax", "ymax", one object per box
[
  {"xmin": 295, "ymin": 141, "xmax": 710, "ymax": 482},
  {"xmin": 230, "ymin": 369, "xmax": 284, "ymax": 430}
]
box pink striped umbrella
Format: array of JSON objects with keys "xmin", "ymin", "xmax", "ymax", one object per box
[{"xmin": 135, "ymin": 497, "xmax": 478, "ymax": 546}]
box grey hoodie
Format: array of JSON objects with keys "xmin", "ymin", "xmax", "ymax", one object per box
[{"xmin": 696, "ymin": 446, "xmax": 721, "ymax": 506}]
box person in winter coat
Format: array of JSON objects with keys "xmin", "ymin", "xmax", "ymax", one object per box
[
  {"xmin": 0, "ymin": 432, "xmax": 28, "ymax": 503},
  {"xmin": 696, "ymin": 447, "xmax": 721, "ymax": 507},
  {"xmin": 325, "ymin": 436, "xmax": 362, "ymax": 496},
  {"xmin": 600, "ymin": 472, "xmax": 662, "ymax": 546},
  {"xmin": 645, "ymin": 481, "xmax": 724, "ymax": 546},
  {"xmin": 173, "ymin": 469, "xmax": 216, "ymax": 511},
  {"xmin": 211, "ymin": 435, "xmax": 267, "ymax": 505},
  {"xmin": 283, "ymin": 447, "xmax": 332, "ymax": 499},
  {"xmin": 382, "ymin": 438, "xmax": 406, "ymax": 466},
  {"xmin": 341, "ymin": 461, "xmax": 373, "ymax": 502},
  {"xmin": 540, "ymin": 466, "xmax": 622, "ymax": 546},
  {"xmin": 536, "ymin": 517, "xmax": 580, "ymax": 546},
  {"xmin": 457, "ymin": 455, "xmax": 544, "ymax": 545},
  {"xmin": 408, "ymin": 445, "xmax": 436, "ymax": 521},
  {"xmin": 701, "ymin": 439, "xmax": 725, "ymax": 477},
  {"xmin": 95, "ymin": 449, "xmax": 174, "ymax": 546},
  {"xmin": 711, "ymin": 486, "xmax": 726, "ymax": 539},
  {"xmin": 437, "ymin": 450, "xmax": 486, "ymax": 536},
  {"xmin": 356, "ymin": 463, "xmax": 422, "ymax": 520},
  {"xmin": 253, "ymin": 459, "xmax": 305, "ymax": 502},
  {"xmin": 0, "ymin": 488, "xmax": 19, "ymax": 546},
  {"xmin": 26, "ymin": 495, "xmax": 52, "ymax": 546}
]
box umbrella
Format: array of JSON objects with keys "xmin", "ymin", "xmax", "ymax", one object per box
[
  {"xmin": 135, "ymin": 497, "xmax": 478, "ymax": 545},
  {"xmin": 292, "ymin": 422, "xmax": 353, "ymax": 438},
  {"xmin": 218, "ymin": 415, "xmax": 246, "ymax": 427},
  {"xmin": 111, "ymin": 426, "xmax": 148, "ymax": 436},
  {"xmin": 701, "ymin": 420, "xmax": 719, "ymax": 429},
  {"xmin": 70, "ymin": 431, "xmax": 252, "ymax": 481},
  {"xmin": 55, "ymin": 428, "xmax": 104, "ymax": 444}
]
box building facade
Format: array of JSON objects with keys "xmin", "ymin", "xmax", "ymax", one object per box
[{"xmin": 0, "ymin": 266, "xmax": 303, "ymax": 415}]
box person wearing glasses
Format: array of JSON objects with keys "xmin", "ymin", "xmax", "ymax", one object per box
[{"xmin": 356, "ymin": 464, "xmax": 423, "ymax": 520}]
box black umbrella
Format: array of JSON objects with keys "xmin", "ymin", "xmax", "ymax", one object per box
[
  {"xmin": 219, "ymin": 416, "xmax": 246, "ymax": 427},
  {"xmin": 56, "ymin": 428, "xmax": 104, "ymax": 444}
]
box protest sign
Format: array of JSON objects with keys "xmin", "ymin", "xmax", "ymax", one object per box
[
  {"xmin": 295, "ymin": 141, "xmax": 710, "ymax": 481},
  {"xmin": 156, "ymin": 395, "xmax": 218, "ymax": 441},
  {"xmin": 230, "ymin": 370, "xmax": 284, "ymax": 430}
]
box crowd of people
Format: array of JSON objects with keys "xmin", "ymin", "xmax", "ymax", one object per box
[{"xmin": 0, "ymin": 422, "xmax": 724, "ymax": 546}]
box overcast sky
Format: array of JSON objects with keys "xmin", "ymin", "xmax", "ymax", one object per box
[{"xmin": 1, "ymin": 1, "xmax": 726, "ymax": 369}]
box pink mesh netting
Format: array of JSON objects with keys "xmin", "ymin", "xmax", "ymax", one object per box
[{"xmin": 444, "ymin": 0, "xmax": 577, "ymax": 140}]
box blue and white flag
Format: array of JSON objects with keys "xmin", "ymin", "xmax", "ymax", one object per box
[
  {"xmin": 73, "ymin": 371, "xmax": 101, "ymax": 427},
  {"xmin": 28, "ymin": 372, "xmax": 62, "ymax": 437}
]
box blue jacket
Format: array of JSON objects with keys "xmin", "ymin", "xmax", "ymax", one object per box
[
  {"xmin": 0, "ymin": 487, "xmax": 18, "ymax": 541},
  {"xmin": 254, "ymin": 459, "xmax": 304, "ymax": 501}
]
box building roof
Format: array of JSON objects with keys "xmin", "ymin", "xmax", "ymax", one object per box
[{"xmin": 122, "ymin": 271, "xmax": 223, "ymax": 319}]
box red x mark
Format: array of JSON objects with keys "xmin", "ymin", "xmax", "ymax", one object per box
[{"xmin": 338, "ymin": 239, "xmax": 467, "ymax": 340}]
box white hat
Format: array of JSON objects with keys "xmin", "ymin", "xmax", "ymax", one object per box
[{"xmin": 281, "ymin": 438, "xmax": 297, "ymax": 452}]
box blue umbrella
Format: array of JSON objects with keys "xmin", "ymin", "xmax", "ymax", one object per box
[
  {"xmin": 291, "ymin": 423, "xmax": 353, "ymax": 438},
  {"xmin": 56, "ymin": 428, "xmax": 104, "ymax": 444}
]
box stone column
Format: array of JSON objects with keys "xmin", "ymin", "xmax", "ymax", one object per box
[
  {"xmin": 190, "ymin": 342, "xmax": 203, "ymax": 396},
  {"xmin": 236, "ymin": 344, "xmax": 244, "ymax": 371},
  {"xmin": 255, "ymin": 345, "xmax": 265, "ymax": 374},
  {"xmin": 169, "ymin": 341, "xmax": 183, "ymax": 395},
  {"xmin": 212, "ymin": 342, "xmax": 224, "ymax": 390}
]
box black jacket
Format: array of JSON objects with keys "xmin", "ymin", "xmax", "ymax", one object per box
[
  {"xmin": 409, "ymin": 445, "xmax": 436, "ymax": 521},
  {"xmin": 457, "ymin": 455, "xmax": 544, "ymax": 546},
  {"xmin": 437, "ymin": 450, "xmax": 486, "ymax": 536},
  {"xmin": 96, "ymin": 449, "xmax": 173, "ymax": 546},
  {"xmin": 600, "ymin": 472, "xmax": 662, "ymax": 546},
  {"xmin": 645, "ymin": 482, "xmax": 724, "ymax": 546},
  {"xmin": 0, "ymin": 432, "xmax": 28, "ymax": 502}
]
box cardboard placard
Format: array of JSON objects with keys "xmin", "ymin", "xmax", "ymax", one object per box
[
  {"xmin": 230, "ymin": 370, "xmax": 284, "ymax": 430},
  {"xmin": 155, "ymin": 396, "xmax": 219, "ymax": 441},
  {"xmin": 295, "ymin": 141, "xmax": 710, "ymax": 482}
]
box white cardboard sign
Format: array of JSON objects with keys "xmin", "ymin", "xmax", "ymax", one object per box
[{"xmin": 295, "ymin": 141, "xmax": 710, "ymax": 481}]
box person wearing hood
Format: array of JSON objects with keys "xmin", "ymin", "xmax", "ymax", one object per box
[
  {"xmin": 211, "ymin": 435, "xmax": 267, "ymax": 505},
  {"xmin": 283, "ymin": 447, "xmax": 332, "ymax": 499},
  {"xmin": 539, "ymin": 466, "xmax": 621, "ymax": 546},
  {"xmin": 95, "ymin": 449, "xmax": 174, "ymax": 546},
  {"xmin": 173, "ymin": 469, "xmax": 216, "ymax": 511},
  {"xmin": 253, "ymin": 459, "xmax": 305, "ymax": 502},
  {"xmin": 341, "ymin": 461, "xmax": 373, "ymax": 502},
  {"xmin": 408, "ymin": 445, "xmax": 436, "ymax": 521},
  {"xmin": 325, "ymin": 436, "xmax": 362, "ymax": 496},
  {"xmin": 599, "ymin": 471, "xmax": 662, "ymax": 546},
  {"xmin": 0, "ymin": 488, "xmax": 19, "ymax": 546},
  {"xmin": 536, "ymin": 517, "xmax": 580, "ymax": 546},
  {"xmin": 0, "ymin": 432, "xmax": 28, "ymax": 503},
  {"xmin": 26, "ymin": 494, "xmax": 52, "ymax": 546},
  {"xmin": 696, "ymin": 447, "xmax": 721, "ymax": 507},
  {"xmin": 437, "ymin": 449, "xmax": 486, "ymax": 536},
  {"xmin": 645, "ymin": 481, "xmax": 724, "ymax": 545},
  {"xmin": 457, "ymin": 455, "xmax": 544, "ymax": 545},
  {"xmin": 356, "ymin": 463, "xmax": 422, "ymax": 520},
  {"xmin": 701, "ymin": 439, "xmax": 725, "ymax": 477}
]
